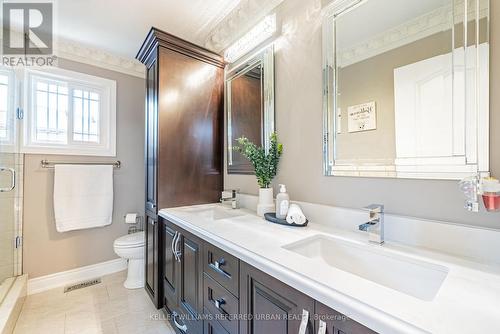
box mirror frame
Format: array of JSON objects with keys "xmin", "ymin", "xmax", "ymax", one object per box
[
  {"xmin": 225, "ymin": 45, "xmax": 275, "ymax": 174},
  {"xmin": 322, "ymin": 0, "xmax": 490, "ymax": 180}
]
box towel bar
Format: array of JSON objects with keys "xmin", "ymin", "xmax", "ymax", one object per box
[{"xmin": 40, "ymin": 160, "xmax": 121, "ymax": 169}]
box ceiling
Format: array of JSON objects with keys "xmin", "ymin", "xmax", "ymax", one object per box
[{"xmin": 55, "ymin": 0, "xmax": 241, "ymax": 59}]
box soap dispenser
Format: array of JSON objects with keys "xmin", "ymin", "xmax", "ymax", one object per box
[{"xmin": 275, "ymin": 184, "xmax": 290, "ymax": 219}]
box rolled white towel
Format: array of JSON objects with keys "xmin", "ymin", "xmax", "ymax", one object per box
[{"xmin": 286, "ymin": 204, "xmax": 307, "ymax": 226}]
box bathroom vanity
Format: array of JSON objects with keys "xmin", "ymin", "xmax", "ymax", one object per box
[
  {"xmin": 157, "ymin": 203, "xmax": 500, "ymax": 334},
  {"xmin": 159, "ymin": 206, "xmax": 376, "ymax": 334}
]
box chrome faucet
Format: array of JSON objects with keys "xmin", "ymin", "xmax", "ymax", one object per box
[
  {"xmin": 220, "ymin": 189, "xmax": 239, "ymax": 209},
  {"xmin": 358, "ymin": 204, "xmax": 384, "ymax": 244}
]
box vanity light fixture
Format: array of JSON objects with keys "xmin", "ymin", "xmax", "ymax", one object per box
[{"xmin": 224, "ymin": 14, "xmax": 276, "ymax": 63}]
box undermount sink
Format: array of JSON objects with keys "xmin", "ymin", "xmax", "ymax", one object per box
[
  {"xmin": 283, "ymin": 235, "xmax": 448, "ymax": 301},
  {"xmin": 188, "ymin": 206, "xmax": 245, "ymax": 221}
]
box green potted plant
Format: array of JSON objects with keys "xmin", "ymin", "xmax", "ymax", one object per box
[{"xmin": 235, "ymin": 132, "xmax": 283, "ymax": 216}]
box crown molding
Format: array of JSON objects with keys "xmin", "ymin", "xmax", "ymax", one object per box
[
  {"xmin": 204, "ymin": 0, "xmax": 285, "ymax": 52},
  {"xmin": 136, "ymin": 28, "xmax": 224, "ymax": 68},
  {"xmin": 0, "ymin": 32, "xmax": 145, "ymax": 78},
  {"xmin": 336, "ymin": 0, "xmax": 489, "ymax": 68},
  {"xmin": 56, "ymin": 39, "xmax": 145, "ymax": 78}
]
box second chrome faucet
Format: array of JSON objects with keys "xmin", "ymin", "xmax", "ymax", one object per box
[{"xmin": 220, "ymin": 189, "xmax": 239, "ymax": 209}]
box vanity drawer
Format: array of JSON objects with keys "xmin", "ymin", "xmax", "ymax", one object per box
[
  {"xmin": 204, "ymin": 273, "xmax": 239, "ymax": 334},
  {"xmin": 204, "ymin": 311, "xmax": 230, "ymax": 334},
  {"xmin": 204, "ymin": 243, "xmax": 239, "ymax": 297}
]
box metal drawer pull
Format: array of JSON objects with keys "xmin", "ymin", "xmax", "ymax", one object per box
[
  {"xmin": 298, "ymin": 309, "xmax": 309, "ymax": 334},
  {"xmin": 214, "ymin": 298, "xmax": 225, "ymax": 310},
  {"xmin": 214, "ymin": 258, "xmax": 225, "ymax": 269},
  {"xmin": 171, "ymin": 232, "xmax": 178, "ymax": 260},
  {"xmin": 0, "ymin": 167, "xmax": 15, "ymax": 192},
  {"xmin": 174, "ymin": 232, "xmax": 182, "ymax": 262},
  {"xmin": 318, "ymin": 320, "xmax": 326, "ymax": 334},
  {"xmin": 209, "ymin": 258, "xmax": 231, "ymax": 279},
  {"xmin": 172, "ymin": 312, "xmax": 187, "ymax": 333}
]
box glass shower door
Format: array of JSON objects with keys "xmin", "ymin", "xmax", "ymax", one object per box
[
  {"xmin": 0, "ymin": 155, "xmax": 21, "ymax": 278},
  {"xmin": 0, "ymin": 67, "xmax": 23, "ymax": 302}
]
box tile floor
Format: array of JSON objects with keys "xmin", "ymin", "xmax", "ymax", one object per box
[{"xmin": 13, "ymin": 271, "xmax": 175, "ymax": 334}]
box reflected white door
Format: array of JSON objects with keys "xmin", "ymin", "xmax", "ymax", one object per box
[{"xmin": 393, "ymin": 44, "xmax": 488, "ymax": 177}]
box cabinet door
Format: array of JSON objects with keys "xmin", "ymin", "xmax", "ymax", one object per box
[
  {"xmin": 145, "ymin": 57, "xmax": 158, "ymax": 213},
  {"xmin": 314, "ymin": 302, "xmax": 377, "ymax": 334},
  {"xmin": 145, "ymin": 213, "xmax": 162, "ymax": 308},
  {"xmin": 157, "ymin": 46, "xmax": 223, "ymax": 208},
  {"xmin": 177, "ymin": 228, "xmax": 204, "ymax": 333},
  {"xmin": 240, "ymin": 262, "xmax": 314, "ymax": 334},
  {"xmin": 163, "ymin": 220, "xmax": 179, "ymax": 313}
]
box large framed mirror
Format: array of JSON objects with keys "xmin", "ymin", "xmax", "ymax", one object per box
[
  {"xmin": 226, "ymin": 45, "xmax": 275, "ymax": 174},
  {"xmin": 322, "ymin": 0, "xmax": 489, "ymax": 180}
]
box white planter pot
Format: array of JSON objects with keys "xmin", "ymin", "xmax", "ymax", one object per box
[{"xmin": 257, "ymin": 188, "xmax": 274, "ymax": 217}]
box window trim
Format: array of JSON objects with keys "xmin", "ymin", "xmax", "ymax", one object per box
[
  {"xmin": 0, "ymin": 67, "xmax": 17, "ymax": 152},
  {"xmin": 22, "ymin": 67, "xmax": 116, "ymax": 157}
]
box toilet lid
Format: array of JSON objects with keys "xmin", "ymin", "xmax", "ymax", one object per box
[{"xmin": 114, "ymin": 231, "xmax": 145, "ymax": 248}]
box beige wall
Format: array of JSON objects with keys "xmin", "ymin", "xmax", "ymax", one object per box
[
  {"xmin": 225, "ymin": 0, "xmax": 500, "ymax": 229},
  {"xmin": 23, "ymin": 59, "xmax": 145, "ymax": 278}
]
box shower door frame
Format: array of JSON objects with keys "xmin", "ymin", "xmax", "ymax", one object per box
[{"xmin": 0, "ymin": 66, "xmax": 24, "ymax": 280}]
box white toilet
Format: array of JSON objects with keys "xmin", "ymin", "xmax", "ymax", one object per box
[{"xmin": 113, "ymin": 231, "xmax": 145, "ymax": 289}]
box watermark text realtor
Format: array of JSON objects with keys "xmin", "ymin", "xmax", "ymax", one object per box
[{"xmin": 2, "ymin": 1, "xmax": 57, "ymax": 66}]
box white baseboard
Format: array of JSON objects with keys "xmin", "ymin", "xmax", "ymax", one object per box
[{"xmin": 27, "ymin": 258, "xmax": 127, "ymax": 295}]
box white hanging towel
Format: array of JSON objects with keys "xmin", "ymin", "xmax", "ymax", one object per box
[{"xmin": 54, "ymin": 165, "xmax": 113, "ymax": 232}]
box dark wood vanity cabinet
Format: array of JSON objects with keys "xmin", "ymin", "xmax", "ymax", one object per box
[
  {"xmin": 136, "ymin": 28, "xmax": 225, "ymax": 309},
  {"xmin": 162, "ymin": 218, "xmax": 204, "ymax": 333},
  {"xmin": 205, "ymin": 315, "xmax": 231, "ymax": 334},
  {"xmin": 145, "ymin": 212, "xmax": 162, "ymax": 308},
  {"xmin": 160, "ymin": 218, "xmax": 378, "ymax": 334},
  {"xmin": 145, "ymin": 55, "xmax": 158, "ymax": 214},
  {"xmin": 178, "ymin": 228, "xmax": 204, "ymax": 333},
  {"xmin": 163, "ymin": 220, "xmax": 179, "ymax": 312},
  {"xmin": 239, "ymin": 262, "xmax": 315, "ymax": 334},
  {"xmin": 137, "ymin": 27, "xmax": 224, "ymax": 210},
  {"xmin": 315, "ymin": 302, "xmax": 377, "ymax": 334},
  {"xmin": 143, "ymin": 45, "xmax": 161, "ymax": 307}
]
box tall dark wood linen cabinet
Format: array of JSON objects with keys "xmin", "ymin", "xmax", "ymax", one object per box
[{"xmin": 136, "ymin": 28, "xmax": 225, "ymax": 308}]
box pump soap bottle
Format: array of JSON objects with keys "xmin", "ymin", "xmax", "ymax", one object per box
[{"xmin": 275, "ymin": 184, "xmax": 290, "ymax": 219}]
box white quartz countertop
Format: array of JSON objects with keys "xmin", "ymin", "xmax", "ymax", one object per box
[{"xmin": 159, "ymin": 204, "xmax": 500, "ymax": 334}]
